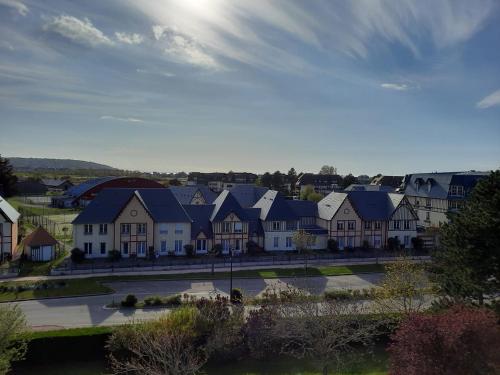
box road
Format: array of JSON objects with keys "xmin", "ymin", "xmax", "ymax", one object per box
[{"xmin": 10, "ymin": 273, "xmax": 384, "ymax": 330}]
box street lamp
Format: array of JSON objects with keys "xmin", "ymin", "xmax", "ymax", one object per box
[{"xmin": 229, "ymin": 248, "xmax": 233, "ymax": 301}]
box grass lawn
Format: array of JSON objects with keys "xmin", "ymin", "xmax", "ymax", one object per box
[
  {"xmin": 17, "ymin": 250, "xmax": 69, "ymax": 277},
  {"xmin": 0, "ymin": 263, "xmax": 384, "ymax": 302},
  {"xmin": 7, "ymin": 197, "xmax": 80, "ymax": 216},
  {"xmin": 28, "ymin": 326, "xmax": 113, "ymax": 340}
]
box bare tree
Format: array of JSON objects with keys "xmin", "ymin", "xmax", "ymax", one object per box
[
  {"xmin": 292, "ymin": 229, "xmax": 315, "ymax": 254},
  {"xmin": 373, "ymin": 257, "xmax": 429, "ymax": 316},
  {"xmin": 109, "ymin": 328, "xmax": 206, "ymax": 375}
]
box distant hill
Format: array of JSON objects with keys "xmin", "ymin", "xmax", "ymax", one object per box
[{"xmin": 8, "ymin": 157, "xmax": 116, "ymax": 171}]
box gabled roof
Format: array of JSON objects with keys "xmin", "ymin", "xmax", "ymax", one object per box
[
  {"xmin": 210, "ymin": 190, "xmax": 246, "ymax": 222},
  {"xmin": 183, "ymin": 204, "xmax": 215, "ymax": 239},
  {"xmin": 23, "ymin": 226, "xmax": 58, "ymax": 247},
  {"xmin": 253, "ymin": 190, "xmax": 298, "ymax": 221},
  {"xmin": 318, "ymin": 192, "xmax": 348, "ymax": 220},
  {"xmin": 72, "ymin": 188, "xmax": 191, "ymax": 224},
  {"xmin": 0, "ymin": 196, "xmax": 20, "ymax": 222},
  {"xmin": 229, "ymin": 184, "xmax": 269, "ymax": 207},
  {"xmin": 370, "ymin": 175, "xmax": 404, "ymax": 188},
  {"xmin": 347, "ymin": 191, "xmax": 395, "ymax": 221},
  {"xmin": 169, "ymin": 185, "xmax": 217, "ymax": 205},
  {"xmin": 288, "ymin": 200, "xmax": 318, "ymax": 217},
  {"xmin": 65, "ymin": 176, "xmax": 117, "ymax": 198},
  {"xmin": 41, "ymin": 179, "xmax": 71, "ymax": 187},
  {"xmin": 403, "ymin": 172, "xmax": 488, "ymax": 199},
  {"xmin": 344, "ymin": 184, "xmax": 395, "ymax": 192}
]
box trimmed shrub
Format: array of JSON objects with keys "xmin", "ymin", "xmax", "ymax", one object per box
[
  {"xmin": 411, "ymin": 236, "xmax": 424, "ymax": 251},
  {"xmin": 164, "ymin": 294, "xmax": 182, "ymax": 306},
  {"xmin": 211, "ymin": 244, "xmax": 223, "ymax": 257},
  {"xmin": 70, "ymin": 248, "xmax": 85, "ymax": 263},
  {"xmin": 324, "ymin": 289, "xmax": 352, "ymax": 301},
  {"xmin": 144, "ymin": 296, "xmax": 163, "ymax": 306},
  {"xmin": 121, "ymin": 294, "xmax": 138, "ymax": 308},
  {"xmin": 387, "ymin": 237, "xmax": 401, "ymax": 251},
  {"xmin": 230, "ymin": 288, "xmax": 243, "ymax": 304},
  {"xmin": 361, "ymin": 240, "xmax": 370, "ymax": 251},
  {"xmin": 246, "ymin": 241, "xmax": 263, "ymax": 255},
  {"xmin": 327, "ymin": 239, "xmax": 338, "ymax": 252},
  {"xmin": 184, "ymin": 244, "xmax": 195, "ymax": 258},
  {"xmin": 108, "ymin": 250, "xmax": 121, "ymax": 261}
]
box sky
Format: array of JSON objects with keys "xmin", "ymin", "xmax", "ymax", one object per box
[{"xmin": 0, "ymin": 0, "xmax": 499, "ymax": 176}]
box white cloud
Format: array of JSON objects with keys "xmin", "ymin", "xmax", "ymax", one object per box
[
  {"xmin": 0, "ymin": 0, "xmax": 28, "ymax": 16},
  {"xmin": 136, "ymin": 68, "xmax": 175, "ymax": 77},
  {"xmin": 115, "ymin": 32, "xmax": 144, "ymax": 45},
  {"xmin": 381, "ymin": 83, "xmax": 409, "ymax": 91},
  {"xmin": 100, "ymin": 115, "xmax": 144, "ymax": 123},
  {"xmin": 43, "ymin": 15, "xmax": 114, "ymax": 47},
  {"xmin": 476, "ymin": 89, "xmax": 500, "ymax": 109}
]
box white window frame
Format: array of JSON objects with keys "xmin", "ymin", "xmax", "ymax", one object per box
[
  {"xmin": 160, "ymin": 240, "xmax": 167, "ymax": 253},
  {"xmin": 273, "ymin": 237, "xmax": 279, "ymax": 248},
  {"xmin": 374, "ymin": 221, "xmax": 381, "ymax": 230},
  {"xmin": 100, "ymin": 242, "xmax": 106, "ymax": 255},
  {"xmin": 99, "ymin": 224, "xmax": 107, "ymax": 235},
  {"xmin": 393, "ymin": 220, "xmax": 400, "ymax": 230},
  {"xmin": 121, "ymin": 224, "xmax": 130, "ymax": 235},
  {"xmin": 122, "ymin": 241, "xmax": 129, "ymax": 254},
  {"xmin": 337, "ymin": 221, "xmax": 344, "ymax": 230},
  {"xmin": 174, "ymin": 240, "xmax": 183, "ymax": 254},
  {"xmin": 222, "ymin": 222, "xmax": 232, "ymax": 233},
  {"xmin": 137, "ymin": 223, "xmax": 147, "ymax": 235},
  {"xmin": 159, "ymin": 223, "xmax": 168, "ymax": 234},
  {"xmin": 286, "ymin": 237, "xmax": 292, "ymax": 248},
  {"xmin": 175, "ymin": 224, "xmax": 183, "ymax": 234},
  {"xmin": 84, "ymin": 242, "xmax": 92, "ymax": 254},
  {"xmin": 137, "ymin": 241, "xmax": 146, "ymax": 255},
  {"xmin": 364, "ymin": 221, "xmax": 371, "ymax": 230},
  {"xmin": 272, "ymin": 221, "xmax": 281, "ymax": 231},
  {"xmin": 84, "ymin": 224, "xmax": 93, "ymax": 235},
  {"xmin": 347, "ymin": 221, "xmax": 356, "ymax": 230},
  {"xmin": 234, "ymin": 222, "xmax": 243, "ymax": 233},
  {"xmin": 196, "ymin": 239, "xmax": 207, "ymax": 252}
]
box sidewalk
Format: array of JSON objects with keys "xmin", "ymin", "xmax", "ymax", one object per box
[{"xmin": 0, "ymin": 256, "xmax": 429, "ymax": 283}]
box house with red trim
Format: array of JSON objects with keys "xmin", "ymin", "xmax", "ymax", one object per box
[{"xmin": 0, "ymin": 195, "xmax": 20, "ymax": 262}]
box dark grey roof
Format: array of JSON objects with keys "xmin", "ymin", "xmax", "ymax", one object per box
[
  {"xmin": 229, "ymin": 184, "xmax": 269, "ymax": 207},
  {"xmin": 370, "ymin": 175, "xmax": 404, "ymax": 188},
  {"xmin": 288, "ymin": 200, "xmax": 318, "ymax": 217},
  {"xmin": 244, "ymin": 207, "xmax": 264, "ymax": 235},
  {"xmin": 296, "ymin": 173, "xmax": 342, "ymax": 186},
  {"xmin": 41, "ymin": 179, "xmax": 71, "ymax": 187},
  {"xmin": 72, "ymin": 188, "xmax": 191, "ymax": 224},
  {"xmin": 253, "ymin": 190, "xmax": 298, "ymax": 221},
  {"xmin": 210, "ymin": 190, "xmax": 247, "ymax": 222},
  {"xmin": 0, "ymin": 196, "xmax": 20, "ymax": 222},
  {"xmin": 403, "ymin": 172, "xmax": 488, "ymax": 199},
  {"xmin": 344, "ymin": 184, "xmax": 395, "ymax": 192},
  {"xmin": 169, "ymin": 185, "xmax": 217, "ymax": 205},
  {"xmin": 183, "ymin": 204, "xmax": 215, "ymax": 239}
]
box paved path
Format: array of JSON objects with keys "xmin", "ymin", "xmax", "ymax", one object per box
[{"xmin": 8, "ymin": 273, "xmax": 384, "ymax": 330}]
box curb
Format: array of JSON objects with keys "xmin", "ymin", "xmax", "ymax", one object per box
[{"xmin": 0, "ymin": 290, "xmax": 115, "ymax": 304}]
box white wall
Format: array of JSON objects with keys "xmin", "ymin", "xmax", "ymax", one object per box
[
  {"xmin": 154, "ymin": 222, "xmax": 191, "ymax": 255},
  {"xmin": 73, "ymin": 223, "xmax": 114, "ymax": 258}
]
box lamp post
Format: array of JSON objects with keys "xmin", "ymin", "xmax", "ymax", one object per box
[{"xmin": 229, "ymin": 248, "xmax": 233, "ymax": 301}]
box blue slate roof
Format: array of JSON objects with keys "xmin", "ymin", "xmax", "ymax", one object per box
[
  {"xmin": 183, "ymin": 204, "xmax": 215, "ymax": 239},
  {"xmin": 169, "ymin": 185, "xmax": 217, "ymax": 205},
  {"xmin": 253, "ymin": 190, "xmax": 299, "ymax": 221},
  {"xmin": 244, "ymin": 207, "xmax": 264, "ymax": 235},
  {"xmin": 0, "ymin": 196, "xmax": 20, "ymax": 222},
  {"xmin": 229, "ymin": 185, "xmax": 269, "ymax": 207},
  {"xmin": 302, "ymin": 224, "xmax": 328, "ymax": 235},
  {"xmin": 288, "ymin": 200, "xmax": 318, "ymax": 217},
  {"xmin": 210, "ymin": 190, "xmax": 247, "ymax": 222},
  {"xmin": 344, "ymin": 184, "xmax": 395, "ymax": 192},
  {"xmin": 403, "ymin": 172, "xmax": 488, "ymax": 199},
  {"xmin": 65, "ymin": 176, "xmax": 117, "ymax": 198},
  {"xmin": 72, "ymin": 188, "xmax": 191, "ymax": 224}
]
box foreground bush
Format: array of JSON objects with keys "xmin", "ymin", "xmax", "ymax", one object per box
[
  {"xmin": 121, "ymin": 294, "xmax": 137, "ymax": 308},
  {"xmin": 0, "ymin": 305, "xmax": 29, "ymax": 375},
  {"xmin": 70, "ymin": 248, "xmax": 85, "ymax": 263},
  {"xmin": 388, "ymin": 305, "xmax": 500, "ymax": 375}
]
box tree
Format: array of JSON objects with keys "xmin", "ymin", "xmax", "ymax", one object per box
[
  {"xmin": 0, "ymin": 155, "xmax": 18, "ymax": 197},
  {"xmin": 259, "ymin": 172, "xmax": 272, "ymax": 188},
  {"xmin": 300, "ymin": 185, "xmax": 323, "ymax": 202},
  {"xmin": 373, "ymin": 257, "xmax": 429, "ymax": 317},
  {"xmin": 388, "ymin": 306, "xmax": 500, "ymax": 375},
  {"xmin": 271, "ymin": 171, "xmax": 284, "ymax": 191},
  {"xmin": 287, "ymin": 168, "xmax": 298, "ymax": 191},
  {"xmin": 0, "ymin": 304, "xmax": 29, "ymax": 375},
  {"xmin": 292, "ymin": 229, "xmax": 315, "ymax": 254},
  {"xmin": 341, "ymin": 174, "xmax": 357, "ymax": 189},
  {"xmin": 168, "ymin": 178, "xmax": 182, "ymax": 186},
  {"xmin": 430, "ymin": 170, "xmax": 500, "ymax": 304},
  {"xmin": 319, "ymin": 165, "xmax": 337, "ymax": 175}
]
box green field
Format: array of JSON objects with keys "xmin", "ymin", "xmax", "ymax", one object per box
[{"xmin": 0, "ymin": 263, "xmax": 385, "ymax": 302}]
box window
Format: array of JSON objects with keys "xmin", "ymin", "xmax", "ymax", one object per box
[
  {"xmin": 337, "ymin": 237, "xmax": 345, "ymax": 250},
  {"xmin": 222, "ymin": 222, "xmax": 232, "ymax": 233},
  {"xmin": 196, "ymin": 239, "xmax": 207, "ymax": 252},
  {"xmin": 99, "ymin": 224, "xmax": 107, "ymax": 235},
  {"xmin": 415, "ymin": 200, "xmax": 420, "ymax": 207},
  {"xmin": 347, "ymin": 236, "xmax": 354, "ymax": 248},
  {"xmin": 175, "ymin": 224, "xmax": 183, "ymax": 234},
  {"xmin": 222, "ymin": 239, "xmax": 230, "ymax": 252},
  {"xmin": 122, "ymin": 241, "xmax": 129, "ymax": 254},
  {"xmin": 347, "ymin": 221, "xmax": 356, "ymax": 230},
  {"xmin": 100, "ymin": 242, "xmax": 106, "ymax": 255},
  {"xmin": 426, "ymin": 198, "xmax": 431, "ymax": 208},
  {"xmin": 174, "ymin": 240, "xmax": 183, "ymax": 254},
  {"xmin": 374, "ymin": 235, "xmax": 382, "ymax": 248},
  {"xmin": 404, "ymin": 235, "xmax": 410, "ymax": 246},
  {"xmin": 121, "ymin": 224, "xmax": 130, "ymax": 235},
  {"xmin": 272, "ymin": 221, "xmax": 281, "ymax": 231},
  {"xmin": 137, "ymin": 223, "xmax": 146, "ymax": 235},
  {"xmin": 159, "ymin": 223, "xmax": 168, "ymax": 234},
  {"xmin": 374, "ymin": 221, "xmax": 381, "ymax": 230},
  {"xmin": 337, "ymin": 221, "xmax": 344, "ymax": 230},
  {"xmin": 137, "ymin": 241, "xmax": 146, "ymax": 255},
  {"xmin": 404, "ymin": 220, "xmax": 411, "ymax": 230},
  {"xmin": 273, "ymin": 237, "xmax": 279, "ymax": 248},
  {"xmin": 84, "ymin": 242, "xmax": 92, "ymax": 255},
  {"xmin": 450, "ymin": 185, "xmax": 464, "ymax": 196},
  {"xmin": 393, "ymin": 220, "xmax": 400, "ymax": 230},
  {"xmin": 364, "ymin": 221, "xmax": 371, "ymax": 230},
  {"xmin": 426, "ymin": 211, "xmax": 430, "ymax": 221},
  {"xmin": 160, "ymin": 240, "xmax": 167, "ymax": 253},
  {"xmin": 234, "ymin": 222, "xmax": 243, "ymax": 233},
  {"xmin": 235, "ymin": 239, "xmax": 241, "ymax": 251},
  {"xmin": 286, "ymin": 237, "xmax": 293, "ymax": 248},
  {"xmin": 84, "ymin": 224, "xmax": 93, "ymax": 235}
]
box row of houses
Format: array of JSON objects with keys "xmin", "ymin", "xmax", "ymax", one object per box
[{"xmin": 71, "ymin": 184, "xmax": 420, "ymax": 258}]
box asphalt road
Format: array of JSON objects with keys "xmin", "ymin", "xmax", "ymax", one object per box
[{"xmin": 12, "ymin": 273, "xmax": 384, "ymax": 329}]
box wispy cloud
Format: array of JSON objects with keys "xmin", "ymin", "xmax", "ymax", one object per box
[
  {"xmin": 381, "ymin": 83, "xmax": 409, "ymax": 91},
  {"xmin": 476, "ymin": 89, "xmax": 500, "ymax": 109},
  {"xmin": 100, "ymin": 115, "xmax": 144, "ymax": 123},
  {"xmin": 0, "ymin": 0, "xmax": 28, "ymax": 16},
  {"xmin": 115, "ymin": 32, "xmax": 144, "ymax": 45},
  {"xmin": 43, "ymin": 15, "xmax": 114, "ymax": 47},
  {"xmin": 136, "ymin": 68, "xmax": 175, "ymax": 77},
  {"xmin": 0, "ymin": 41, "xmax": 14, "ymax": 51}
]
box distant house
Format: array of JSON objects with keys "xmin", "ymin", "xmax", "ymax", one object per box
[
  {"xmin": 295, "ymin": 173, "xmax": 342, "ymax": 196},
  {"xmin": 229, "ymin": 184, "xmax": 269, "ymax": 207},
  {"xmin": 356, "ymin": 175, "xmax": 371, "ymax": 185},
  {"xmin": 403, "ymin": 171, "xmax": 488, "ymax": 228},
  {"xmin": 0, "ymin": 195, "xmax": 20, "ymax": 261},
  {"xmin": 344, "ymin": 184, "xmax": 395, "ymax": 193},
  {"xmin": 169, "ymin": 185, "xmax": 217, "ymax": 205},
  {"xmin": 15, "ymin": 180, "xmax": 48, "ymax": 196},
  {"xmin": 370, "ymin": 175, "xmax": 404, "ymax": 189},
  {"xmin": 52, "ymin": 176, "xmax": 165, "ymax": 208},
  {"xmin": 187, "ymin": 172, "xmax": 258, "ymax": 193},
  {"xmin": 23, "ymin": 227, "xmax": 58, "ymax": 262},
  {"xmin": 41, "ymin": 179, "xmax": 73, "ymax": 192},
  {"xmin": 317, "ymin": 191, "xmax": 418, "ymax": 249}
]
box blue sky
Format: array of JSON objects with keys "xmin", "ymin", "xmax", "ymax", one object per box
[{"xmin": 0, "ymin": 0, "xmax": 499, "ymax": 175}]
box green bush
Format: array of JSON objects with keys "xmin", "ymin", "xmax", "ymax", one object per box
[
  {"xmin": 324, "ymin": 289, "xmax": 352, "ymax": 301},
  {"xmin": 164, "ymin": 294, "xmax": 182, "ymax": 306},
  {"xmin": 327, "ymin": 239, "xmax": 338, "ymax": 252},
  {"xmin": 411, "ymin": 236, "xmax": 424, "ymax": 251},
  {"xmin": 70, "ymin": 248, "xmax": 85, "ymax": 263},
  {"xmin": 121, "ymin": 294, "xmax": 137, "ymax": 307},
  {"xmin": 108, "ymin": 250, "xmax": 121, "ymax": 261},
  {"xmin": 231, "ymin": 288, "xmax": 243, "ymax": 304},
  {"xmin": 184, "ymin": 244, "xmax": 195, "ymax": 257}
]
